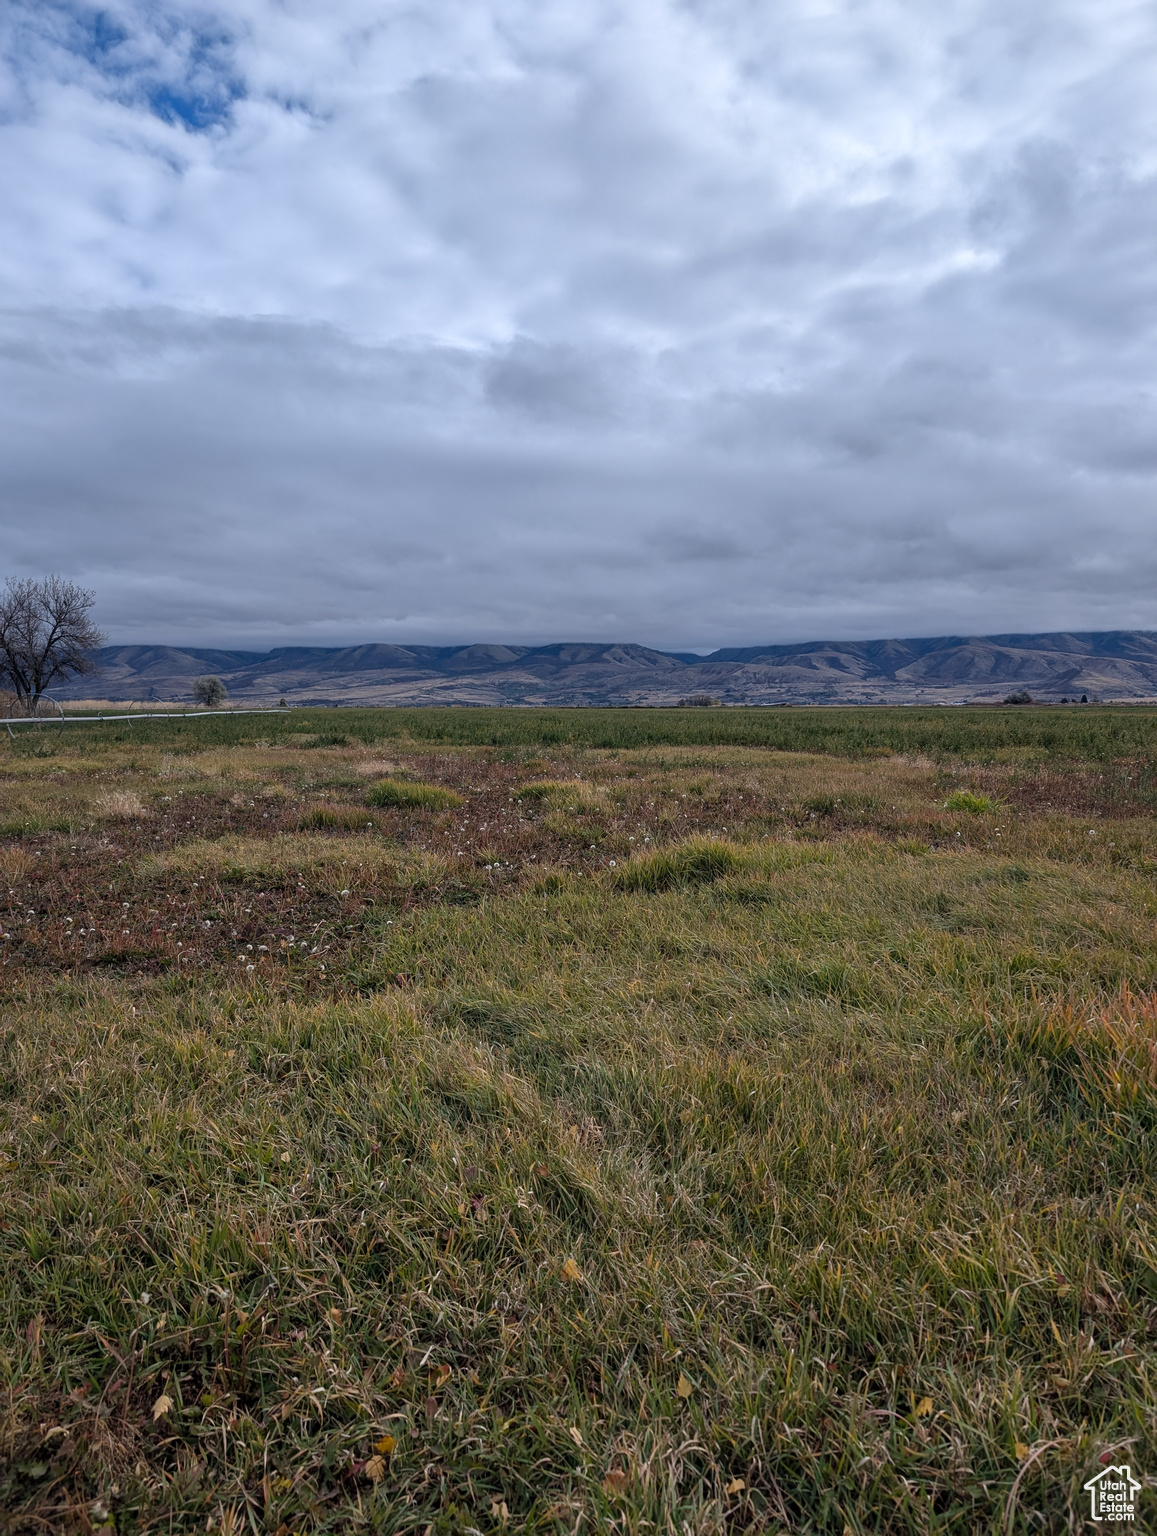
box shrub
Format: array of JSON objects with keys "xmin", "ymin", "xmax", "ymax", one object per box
[
  {"xmin": 192, "ymin": 676, "xmax": 227, "ymax": 707},
  {"xmin": 366, "ymin": 778, "xmax": 464, "ymax": 810},
  {"xmin": 944, "ymin": 790, "xmax": 997, "ymax": 814},
  {"xmin": 1003, "ymin": 690, "xmax": 1034, "ymax": 705},
  {"xmin": 614, "ymin": 837, "xmax": 739, "ymax": 891}
]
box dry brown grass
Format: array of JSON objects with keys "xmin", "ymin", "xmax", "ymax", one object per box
[
  {"xmin": 93, "ymin": 789, "xmax": 151, "ymax": 819},
  {"xmin": 139, "ymin": 833, "xmax": 450, "ymax": 894}
]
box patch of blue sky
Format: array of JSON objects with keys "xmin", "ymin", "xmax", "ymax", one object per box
[
  {"xmin": 146, "ymin": 75, "xmax": 240, "ymax": 131},
  {"xmin": 9, "ymin": 1, "xmax": 245, "ymax": 131},
  {"xmin": 72, "ymin": 7, "xmax": 131, "ymax": 63}
]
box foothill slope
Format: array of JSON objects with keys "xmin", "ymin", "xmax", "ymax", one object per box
[{"xmin": 58, "ymin": 630, "xmax": 1157, "ymax": 707}]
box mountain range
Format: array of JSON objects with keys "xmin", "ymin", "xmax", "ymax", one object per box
[{"xmin": 56, "ymin": 631, "xmax": 1157, "ymax": 706}]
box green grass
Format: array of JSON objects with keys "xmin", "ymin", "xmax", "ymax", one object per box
[
  {"xmin": 366, "ymin": 778, "xmax": 465, "ymax": 810},
  {"xmin": 20, "ymin": 702, "xmax": 1157, "ymax": 763},
  {"xmin": 2, "ymin": 732, "xmax": 1156, "ymax": 1532},
  {"xmin": 942, "ymin": 790, "xmax": 998, "ymax": 814},
  {"xmin": 612, "ymin": 835, "xmax": 740, "ymax": 889},
  {"xmin": 515, "ymin": 780, "xmax": 572, "ymax": 801},
  {"xmin": 298, "ymin": 804, "xmax": 379, "ymax": 831}
]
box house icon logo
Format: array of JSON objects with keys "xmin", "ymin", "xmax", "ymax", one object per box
[{"xmin": 1083, "ymin": 1464, "xmax": 1141, "ymax": 1522}]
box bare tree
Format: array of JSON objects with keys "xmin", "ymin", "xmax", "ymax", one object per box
[
  {"xmin": 0, "ymin": 576, "xmax": 104, "ymax": 708},
  {"xmin": 192, "ymin": 676, "xmax": 227, "ymax": 707}
]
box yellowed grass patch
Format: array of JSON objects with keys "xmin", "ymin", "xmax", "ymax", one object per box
[
  {"xmin": 352, "ymin": 758, "xmax": 404, "ymax": 777},
  {"xmin": 0, "ymin": 845, "xmax": 36, "ymax": 885},
  {"xmin": 94, "ymin": 790, "xmax": 151, "ymax": 819},
  {"xmin": 138, "ymin": 833, "xmax": 449, "ymax": 893},
  {"xmin": 518, "ymin": 779, "xmax": 609, "ymax": 812}
]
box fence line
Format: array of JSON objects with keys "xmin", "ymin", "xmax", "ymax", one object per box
[{"xmin": 5, "ymin": 706, "xmax": 290, "ymax": 729}]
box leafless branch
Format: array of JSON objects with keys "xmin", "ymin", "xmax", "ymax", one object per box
[{"xmin": 0, "ymin": 576, "xmax": 105, "ymax": 705}]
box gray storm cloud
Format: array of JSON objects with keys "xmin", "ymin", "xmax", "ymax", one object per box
[{"xmin": 1, "ymin": 0, "xmax": 1156, "ymax": 648}]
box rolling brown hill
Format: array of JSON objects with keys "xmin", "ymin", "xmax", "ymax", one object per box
[{"xmin": 52, "ymin": 631, "xmax": 1157, "ymax": 706}]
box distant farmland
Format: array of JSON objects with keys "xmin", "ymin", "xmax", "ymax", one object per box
[{"xmin": 54, "ymin": 699, "xmax": 1157, "ymax": 763}]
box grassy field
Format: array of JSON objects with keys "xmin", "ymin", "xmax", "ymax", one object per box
[
  {"xmin": 48, "ymin": 701, "xmax": 1157, "ymax": 764},
  {"xmin": 2, "ymin": 711, "xmax": 1156, "ymax": 1532}
]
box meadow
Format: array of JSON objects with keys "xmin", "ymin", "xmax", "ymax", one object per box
[
  {"xmin": 2, "ymin": 708, "xmax": 1156, "ymax": 1532},
  {"xmin": 54, "ymin": 701, "xmax": 1157, "ymax": 765}
]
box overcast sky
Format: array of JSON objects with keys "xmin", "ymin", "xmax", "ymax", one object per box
[{"xmin": 2, "ymin": 1, "xmax": 1156, "ymax": 650}]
